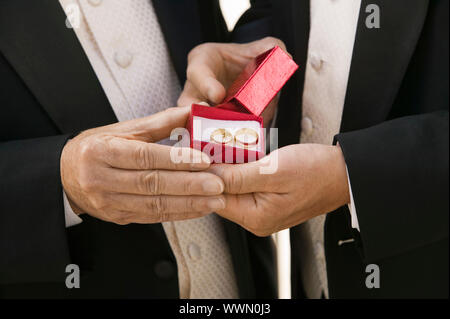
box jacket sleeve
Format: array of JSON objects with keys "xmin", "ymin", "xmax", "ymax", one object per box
[
  {"xmin": 335, "ymin": 110, "xmax": 449, "ymax": 262},
  {"xmin": 0, "ymin": 135, "xmax": 72, "ymax": 284}
]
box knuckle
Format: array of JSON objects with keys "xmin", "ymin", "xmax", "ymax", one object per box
[
  {"xmin": 225, "ymin": 169, "xmax": 244, "ymax": 193},
  {"xmin": 134, "ymin": 144, "xmax": 153, "ymax": 169},
  {"xmin": 102, "ymin": 135, "xmax": 119, "ymax": 158},
  {"xmin": 188, "ymin": 43, "xmax": 210, "ymax": 61},
  {"xmin": 78, "ymin": 173, "xmax": 98, "ymax": 193},
  {"xmin": 78, "ymin": 138, "xmax": 96, "ymax": 161},
  {"xmin": 146, "ymin": 197, "xmax": 166, "ymax": 220},
  {"xmin": 260, "ymin": 37, "xmax": 286, "ymax": 52},
  {"xmin": 187, "ymin": 47, "xmax": 197, "ymax": 61},
  {"xmin": 182, "ymin": 177, "xmax": 195, "ymax": 195},
  {"xmin": 264, "ymin": 36, "xmax": 283, "ymax": 46},
  {"xmin": 141, "ymin": 171, "xmax": 161, "ymax": 195},
  {"xmin": 78, "ymin": 135, "xmax": 110, "ymax": 164},
  {"xmin": 262, "ymin": 36, "xmax": 276, "ymax": 42},
  {"xmin": 185, "ymin": 196, "xmax": 197, "ymax": 211},
  {"xmin": 93, "ymin": 135, "xmax": 109, "ymax": 151}
]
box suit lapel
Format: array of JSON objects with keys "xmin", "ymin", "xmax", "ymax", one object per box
[
  {"xmin": 275, "ymin": 0, "xmax": 310, "ymax": 147},
  {"xmin": 0, "ymin": 0, "xmax": 117, "ymax": 134},
  {"xmin": 340, "ymin": 0, "xmax": 429, "ymax": 132},
  {"xmin": 220, "ymin": 218, "xmax": 256, "ymax": 298}
]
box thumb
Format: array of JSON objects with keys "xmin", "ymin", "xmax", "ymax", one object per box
[
  {"xmin": 115, "ymin": 106, "xmax": 191, "ymax": 142},
  {"xmin": 208, "ymin": 161, "xmax": 270, "ymax": 194}
]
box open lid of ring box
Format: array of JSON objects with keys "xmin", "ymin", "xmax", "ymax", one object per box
[{"xmin": 186, "ymin": 46, "xmax": 298, "ymax": 164}]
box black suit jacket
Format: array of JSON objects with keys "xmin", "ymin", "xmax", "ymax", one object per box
[
  {"xmin": 0, "ymin": 0, "xmax": 276, "ymax": 298},
  {"xmin": 237, "ymin": 0, "xmax": 448, "ymax": 298}
]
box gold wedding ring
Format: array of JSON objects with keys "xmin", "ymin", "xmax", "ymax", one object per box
[
  {"xmin": 210, "ymin": 128, "xmax": 233, "ymax": 145},
  {"xmin": 234, "ymin": 128, "xmax": 259, "ymax": 147},
  {"xmin": 210, "ymin": 128, "xmax": 260, "ymax": 148}
]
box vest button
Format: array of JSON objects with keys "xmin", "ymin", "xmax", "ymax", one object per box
[
  {"xmin": 187, "ymin": 243, "xmax": 202, "ymax": 261},
  {"xmin": 87, "ymin": 0, "xmax": 102, "ymax": 6},
  {"xmin": 309, "ymin": 52, "xmax": 324, "ymax": 71},
  {"xmin": 114, "ymin": 50, "xmax": 133, "ymax": 69}
]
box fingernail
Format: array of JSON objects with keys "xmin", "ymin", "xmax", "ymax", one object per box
[
  {"xmin": 202, "ymin": 179, "xmax": 224, "ymax": 194},
  {"xmin": 207, "ymin": 198, "xmax": 226, "ymax": 211}
]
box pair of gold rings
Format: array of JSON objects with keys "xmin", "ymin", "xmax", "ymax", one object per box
[{"xmin": 210, "ymin": 128, "xmax": 259, "ymax": 148}]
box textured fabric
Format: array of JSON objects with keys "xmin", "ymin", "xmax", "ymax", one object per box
[
  {"xmin": 76, "ymin": 0, "xmax": 181, "ymax": 121},
  {"xmin": 59, "ymin": 0, "xmax": 238, "ymax": 299},
  {"xmin": 299, "ymin": 0, "xmax": 361, "ymax": 299},
  {"xmin": 164, "ymin": 216, "xmax": 239, "ymax": 298}
]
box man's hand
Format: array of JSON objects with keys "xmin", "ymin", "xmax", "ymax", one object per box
[
  {"xmin": 60, "ymin": 106, "xmax": 225, "ymax": 225},
  {"xmin": 209, "ymin": 144, "xmax": 351, "ymax": 236},
  {"xmin": 178, "ymin": 37, "xmax": 288, "ymax": 127}
]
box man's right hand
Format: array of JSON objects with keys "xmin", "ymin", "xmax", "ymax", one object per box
[{"xmin": 60, "ymin": 106, "xmax": 225, "ymax": 225}]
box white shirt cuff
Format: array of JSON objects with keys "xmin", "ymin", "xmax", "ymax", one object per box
[
  {"xmin": 345, "ymin": 166, "xmax": 360, "ymax": 232},
  {"xmin": 63, "ymin": 191, "xmax": 83, "ymax": 228}
]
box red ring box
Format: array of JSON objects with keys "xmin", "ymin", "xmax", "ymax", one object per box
[{"xmin": 186, "ymin": 46, "xmax": 299, "ymax": 163}]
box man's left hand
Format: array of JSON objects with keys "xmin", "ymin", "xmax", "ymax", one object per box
[
  {"xmin": 177, "ymin": 37, "xmax": 289, "ymax": 127},
  {"xmin": 209, "ymin": 144, "xmax": 351, "ymax": 236}
]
